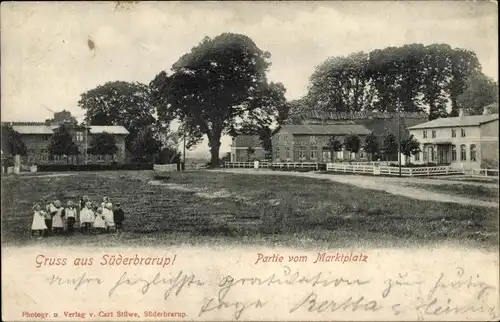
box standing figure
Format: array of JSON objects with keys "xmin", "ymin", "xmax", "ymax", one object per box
[
  {"xmin": 103, "ymin": 202, "xmax": 115, "ymax": 233},
  {"xmin": 93, "ymin": 207, "xmax": 107, "ymax": 234},
  {"xmin": 113, "ymin": 203, "xmax": 125, "ymax": 233},
  {"xmin": 79, "ymin": 201, "xmax": 95, "ymax": 234},
  {"xmin": 80, "ymin": 195, "xmax": 89, "ymax": 210},
  {"xmin": 50, "ymin": 200, "xmax": 64, "ymax": 235},
  {"xmin": 43, "ymin": 202, "xmax": 53, "ymax": 237},
  {"xmin": 65, "ymin": 201, "xmax": 77, "ymax": 235},
  {"xmin": 31, "ymin": 204, "xmax": 47, "ymax": 238}
]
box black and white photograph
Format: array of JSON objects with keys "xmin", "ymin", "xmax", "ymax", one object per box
[{"xmin": 1, "ymin": 1, "xmax": 498, "ymax": 321}]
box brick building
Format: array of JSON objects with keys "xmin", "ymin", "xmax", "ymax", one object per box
[
  {"xmin": 2, "ymin": 122, "xmax": 129, "ymax": 165},
  {"xmin": 230, "ymin": 135, "xmax": 267, "ymax": 162},
  {"xmin": 272, "ymin": 111, "xmax": 429, "ymax": 162}
]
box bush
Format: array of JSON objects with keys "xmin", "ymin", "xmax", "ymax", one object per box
[{"xmin": 36, "ymin": 163, "xmax": 154, "ymax": 172}]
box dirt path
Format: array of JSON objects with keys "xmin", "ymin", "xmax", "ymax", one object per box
[{"xmin": 217, "ymin": 169, "xmax": 498, "ymax": 208}]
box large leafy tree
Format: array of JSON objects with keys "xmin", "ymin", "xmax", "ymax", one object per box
[
  {"xmin": 48, "ymin": 125, "xmax": 80, "ymax": 163},
  {"xmin": 344, "ymin": 135, "xmax": 361, "ymax": 159},
  {"xmin": 78, "ymin": 81, "xmax": 158, "ymax": 151},
  {"xmin": 1, "ymin": 125, "xmax": 27, "ymax": 157},
  {"xmin": 326, "ymin": 136, "xmax": 342, "ymax": 162},
  {"xmin": 400, "ymin": 134, "xmax": 421, "ymax": 158},
  {"xmin": 457, "ymin": 71, "xmax": 499, "ymax": 115},
  {"xmin": 305, "ymin": 43, "xmax": 481, "ymax": 119},
  {"xmin": 150, "ymin": 33, "xmax": 286, "ymax": 167},
  {"xmin": 130, "ymin": 128, "xmax": 163, "ymax": 163},
  {"xmin": 88, "ymin": 132, "xmax": 118, "ymax": 156},
  {"xmin": 156, "ymin": 147, "xmax": 181, "ymax": 164},
  {"xmin": 362, "ymin": 133, "xmax": 379, "ymax": 161},
  {"xmin": 381, "ymin": 132, "xmax": 398, "ymax": 161}
]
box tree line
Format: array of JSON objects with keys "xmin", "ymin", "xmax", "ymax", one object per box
[
  {"xmin": 2, "ymin": 34, "xmax": 497, "ymax": 167},
  {"xmin": 303, "ymin": 44, "xmax": 498, "ymax": 120}
]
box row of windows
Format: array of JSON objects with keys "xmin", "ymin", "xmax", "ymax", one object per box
[
  {"xmin": 36, "ymin": 133, "xmax": 86, "ymax": 142},
  {"xmin": 418, "ymin": 144, "xmax": 477, "ymax": 162},
  {"xmin": 423, "ymin": 128, "xmax": 467, "ymax": 139},
  {"xmin": 275, "ymin": 147, "xmax": 366, "ymax": 160}
]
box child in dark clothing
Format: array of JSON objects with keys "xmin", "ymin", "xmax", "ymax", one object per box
[{"xmin": 113, "ymin": 203, "xmax": 125, "ymax": 232}]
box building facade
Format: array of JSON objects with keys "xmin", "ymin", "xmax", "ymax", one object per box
[
  {"xmin": 272, "ymin": 124, "xmax": 372, "ymax": 162},
  {"xmin": 4, "ymin": 122, "xmax": 129, "ymax": 165},
  {"xmin": 407, "ymin": 107, "xmax": 499, "ymax": 169},
  {"xmin": 230, "ymin": 135, "xmax": 267, "ymax": 162}
]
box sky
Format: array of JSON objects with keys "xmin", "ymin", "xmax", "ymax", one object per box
[{"xmin": 1, "ymin": 1, "xmax": 498, "ymax": 158}]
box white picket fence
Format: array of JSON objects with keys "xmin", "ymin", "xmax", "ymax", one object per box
[
  {"xmin": 465, "ymin": 168, "xmax": 499, "ymax": 178},
  {"xmin": 326, "ymin": 163, "xmax": 464, "ymax": 177},
  {"xmin": 153, "ymin": 164, "xmax": 178, "ymax": 172},
  {"xmin": 224, "ymin": 161, "xmax": 320, "ymax": 170}
]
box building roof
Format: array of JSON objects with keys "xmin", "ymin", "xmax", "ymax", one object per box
[
  {"xmin": 233, "ymin": 135, "xmax": 262, "ymax": 147},
  {"xmin": 277, "ymin": 124, "xmax": 371, "ymax": 135},
  {"xmin": 408, "ymin": 114, "xmax": 499, "ymax": 130},
  {"xmin": 10, "ymin": 124, "xmax": 129, "ymax": 135}
]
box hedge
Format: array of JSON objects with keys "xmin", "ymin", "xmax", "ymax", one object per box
[{"xmin": 36, "ymin": 163, "xmax": 154, "ymax": 172}]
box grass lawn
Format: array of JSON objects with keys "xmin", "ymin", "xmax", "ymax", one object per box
[
  {"xmin": 406, "ymin": 183, "xmax": 499, "ymax": 203},
  {"xmin": 1, "ymin": 170, "xmax": 498, "ymax": 249}
]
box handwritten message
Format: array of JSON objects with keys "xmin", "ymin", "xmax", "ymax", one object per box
[{"xmin": 3, "ymin": 247, "xmax": 499, "ymax": 321}]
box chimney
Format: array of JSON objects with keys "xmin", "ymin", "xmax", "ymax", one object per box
[
  {"xmin": 483, "ymin": 105, "xmax": 491, "ymax": 115},
  {"xmin": 458, "ymin": 108, "xmax": 465, "ymax": 118}
]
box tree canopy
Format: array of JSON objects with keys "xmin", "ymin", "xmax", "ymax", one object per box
[
  {"xmin": 130, "ymin": 128, "xmax": 163, "ymax": 163},
  {"xmin": 304, "ymin": 44, "xmax": 483, "ymax": 120},
  {"xmin": 150, "ymin": 33, "xmax": 288, "ymax": 167},
  {"xmin": 1, "ymin": 125, "xmax": 27, "ymax": 157},
  {"xmin": 78, "ymin": 81, "xmax": 158, "ymax": 151},
  {"xmin": 456, "ymin": 71, "xmax": 499, "ymax": 115},
  {"xmin": 88, "ymin": 132, "xmax": 118, "ymax": 156},
  {"xmin": 48, "ymin": 125, "xmax": 80, "ymax": 157},
  {"xmin": 44, "ymin": 110, "xmax": 78, "ymax": 126}
]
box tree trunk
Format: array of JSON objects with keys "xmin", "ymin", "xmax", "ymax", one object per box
[{"xmin": 209, "ymin": 138, "xmax": 221, "ymax": 168}]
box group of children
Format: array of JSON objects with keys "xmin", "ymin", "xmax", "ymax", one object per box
[{"xmin": 30, "ymin": 195, "xmax": 126, "ymax": 239}]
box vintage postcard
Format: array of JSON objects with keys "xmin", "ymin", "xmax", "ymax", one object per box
[{"xmin": 1, "ymin": 1, "xmax": 499, "ymax": 321}]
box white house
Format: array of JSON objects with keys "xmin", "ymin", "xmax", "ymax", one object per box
[{"xmin": 407, "ymin": 105, "xmax": 498, "ymax": 169}]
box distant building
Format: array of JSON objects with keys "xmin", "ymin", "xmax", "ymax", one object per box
[
  {"xmin": 408, "ymin": 106, "xmax": 499, "ymax": 169},
  {"xmin": 272, "ymin": 124, "xmax": 371, "ymax": 162},
  {"xmin": 230, "ymin": 135, "xmax": 266, "ymax": 162},
  {"xmin": 273, "ymin": 110, "xmax": 429, "ymax": 162},
  {"xmin": 2, "ymin": 122, "xmax": 129, "ymax": 165}
]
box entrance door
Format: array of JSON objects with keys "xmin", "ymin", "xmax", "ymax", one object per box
[
  {"xmin": 322, "ymin": 151, "xmax": 331, "ymax": 162},
  {"xmin": 438, "ymin": 146, "xmax": 450, "ymax": 164}
]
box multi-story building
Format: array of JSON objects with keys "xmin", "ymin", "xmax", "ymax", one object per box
[
  {"xmin": 407, "ymin": 105, "xmax": 498, "ymax": 169},
  {"xmin": 230, "ymin": 135, "xmax": 267, "ymax": 162},
  {"xmin": 3, "ymin": 122, "xmax": 129, "ymax": 165},
  {"xmin": 272, "ymin": 124, "xmax": 372, "ymax": 162},
  {"xmin": 272, "ymin": 111, "xmax": 428, "ymax": 162}
]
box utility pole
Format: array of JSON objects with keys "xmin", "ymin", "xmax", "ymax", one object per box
[
  {"xmin": 183, "ymin": 126, "xmax": 186, "ymax": 171},
  {"xmin": 397, "ymin": 106, "xmax": 402, "ymax": 177},
  {"xmin": 84, "ymin": 118, "xmax": 89, "ymax": 165}
]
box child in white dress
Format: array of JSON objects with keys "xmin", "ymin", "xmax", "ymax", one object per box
[
  {"xmin": 93, "ymin": 207, "xmax": 106, "ymax": 234},
  {"xmin": 31, "ymin": 204, "xmax": 47, "ymax": 238},
  {"xmin": 103, "ymin": 202, "xmax": 115, "ymax": 233},
  {"xmin": 79, "ymin": 201, "xmax": 94, "ymax": 234},
  {"xmin": 50, "ymin": 200, "xmax": 64, "ymax": 235}
]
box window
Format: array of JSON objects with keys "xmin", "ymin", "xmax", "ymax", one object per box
[
  {"xmin": 470, "ymin": 144, "xmax": 476, "ymax": 162},
  {"xmin": 97, "ymin": 155, "xmax": 104, "ymax": 161},
  {"xmin": 359, "ymin": 149, "xmax": 366, "ymax": 159},
  {"xmin": 299, "ymin": 147, "xmax": 306, "ymax": 160},
  {"xmin": 432, "ymin": 130, "xmax": 436, "ymax": 138},
  {"xmin": 461, "ymin": 129, "xmax": 466, "ymax": 137},
  {"xmin": 285, "ymin": 147, "xmax": 291, "ymax": 159},
  {"xmin": 414, "ymin": 152, "xmax": 420, "ymax": 161},
  {"xmin": 275, "ymin": 147, "xmax": 280, "ymax": 159},
  {"xmin": 451, "ymin": 145, "xmax": 457, "ymax": 161},
  {"xmin": 336, "ymin": 150, "xmax": 343, "ymax": 159},
  {"xmin": 429, "ymin": 147, "xmax": 434, "ymax": 162},
  {"xmin": 310, "ymin": 147, "xmax": 317, "ymax": 160},
  {"xmin": 451, "ymin": 129, "xmax": 456, "ymax": 138},
  {"xmin": 423, "ymin": 130, "xmax": 427, "ymax": 139},
  {"xmin": 76, "ymin": 131, "xmax": 84, "ymax": 142},
  {"xmin": 309, "ymin": 135, "xmax": 316, "ymax": 143},
  {"xmin": 460, "ymin": 145, "xmax": 466, "ymax": 161},
  {"xmin": 423, "ymin": 149, "xmax": 428, "ymax": 161}
]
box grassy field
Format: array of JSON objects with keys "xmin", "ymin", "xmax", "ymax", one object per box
[
  {"xmin": 1, "ymin": 170, "xmax": 498, "ymax": 249},
  {"xmin": 406, "ymin": 183, "xmax": 499, "ymax": 203}
]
